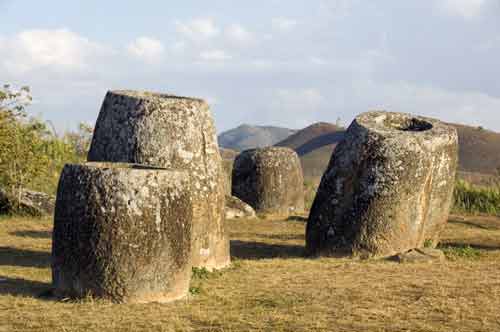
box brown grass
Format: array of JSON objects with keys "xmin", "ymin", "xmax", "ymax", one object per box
[{"xmin": 1, "ymin": 214, "xmax": 500, "ymax": 331}]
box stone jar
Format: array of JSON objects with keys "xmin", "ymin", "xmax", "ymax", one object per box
[
  {"xmin": 232, "ymin": 147, "xmax": 305, "ymax": 216},
  {"xmin": 52, "ymin": 162, "xmax": 193, "ymax": 303},
  {"xmin": 87, "ymin": 91, "xmax": 229, "ymax": 270},
  {"xmin": 306, "ymin": 111, "xmax": 458, "ymax": 258}
]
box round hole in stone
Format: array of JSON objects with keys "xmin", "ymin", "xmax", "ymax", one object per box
[{"xmin": 386, "ymin": 117, "xmax": 433, "ymax": 132}]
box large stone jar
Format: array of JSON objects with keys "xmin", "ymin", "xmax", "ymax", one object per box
[
  {"xmin": 87, "ymin": 91, "xmax": 229, "ymax": 270},
  {"xmin": 232, "ymin": 147, "xmax": 305, "ymax": 216},
  {"xmin": 52, "ymin": 162, "xmax": 193, "ymax": 303},
  {"xmin": 306, "ymin": 111, "xmax": 458, "ymax": 258}
]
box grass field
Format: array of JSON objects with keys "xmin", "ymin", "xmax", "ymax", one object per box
[{"xmin": 1, "ymin": 214, "xmax": 500, "ymax": 332}]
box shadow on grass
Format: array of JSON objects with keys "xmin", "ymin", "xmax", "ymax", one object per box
[
  {"xmin": 0, "ymin": 276, "xmax": 51, "ymax": 298},
  {"xmin": 448, "ymin": 217, "xmax": 500, "ymax": 230},
  {"xmin": 10, "ymin": 230, "xmax": 52, "ymax": 239},
  {"xmin": 438, "ymin": 242, "xmax": 500, "ymax": 251},
  {"xmin": 0, "ymin": 247, "xmax": 51, "ymax": 268},
  {"xmin": 286, "ymin": 215, "xmax": 308, "ymax": 222},
  {"xmin": 230, "ymin": 240, "xmax": 304, "ymax": 259}
]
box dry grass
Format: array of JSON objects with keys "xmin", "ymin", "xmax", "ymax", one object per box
[{"xmin": 1, "ymin": 214, "xmax": 500, "ymax": 332}]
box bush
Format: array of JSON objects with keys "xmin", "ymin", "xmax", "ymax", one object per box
[
  {"xmin": 452, "ymin": 180, "xmax": 500, "ymax": 216},
  {"xmin": 0, "ymin": 84, "xmax": 91, "ymax": 213}
]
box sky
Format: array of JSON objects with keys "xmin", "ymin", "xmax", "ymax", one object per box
[{"xmin": 1, "ymin": 0, "xmax": 500, "ymax": 133}]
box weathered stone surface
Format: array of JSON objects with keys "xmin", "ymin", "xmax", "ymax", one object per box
[
  {"xmin": 390, "ymin": 248, "xmax": 445, "ymax": 263},
  {"xmin": 232, "ymin": 147, "xmax": 305, "ymax": 216},
  {"xmin": 52, "ymin": 162, "xmax": 193, "ymax": 303},
  {"xmin": 306, "ymin": 111, "xmax": 458, "ymax": 258},
  {"xmin": 0, "ymin": 188, "xmax": 55, "ymax": 216},
  {"xmin": 225, "ymin": 195, "xmax": 256, "ymax": 219},
  {"xmin": 221, "ymin": 159, "xmax": 234, "ymax": 195},
  {"xmin": 87, "ymin": 91, "xmax": 229, "ymax": 270}
]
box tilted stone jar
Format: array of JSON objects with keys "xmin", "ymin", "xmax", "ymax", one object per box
[{"xmin": 306, "ymin": 111, "xmax": 458, "ymax": 258}]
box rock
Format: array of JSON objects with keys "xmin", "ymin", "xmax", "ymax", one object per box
[
  {"xmin": 390, "ymin": 248, "xmax": 445, "ymax": 263},
  {"xmin": 306, "ymin": 111, "xmax": 458, "ymax": 258},
  {"xmin": 232, "ymin": 147, "xmax": 305, "ymax": 216},
  {"xmin": 225, "ymin": 195, "xmax": 256, "ymax": 219},
  {"xmin": 221, "ymin": 159, "xmax": 233, "ymax": 195},
  {"xmin": 0, "ymin": 188, "xmax": 55, "ymax": 216},
  {"xmin": 87, "ymin": 91, "xmax": 229, "ymax": 270},
  {"xmin": 52, "ymin": 162, "xmax": 193, "ymax": 303},
  {"xmin": 18, "ymin": 190, "xmax": 55, "ymax": 216}
]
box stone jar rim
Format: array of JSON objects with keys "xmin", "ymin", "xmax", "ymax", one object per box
[{"xmin": 354, "ymin": 111, "xmax": 457, "ymax": 145}]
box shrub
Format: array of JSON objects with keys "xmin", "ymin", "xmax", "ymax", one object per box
[{"xmin": 0, "ymin": 84, "xmax": 91, "ymax": 213}]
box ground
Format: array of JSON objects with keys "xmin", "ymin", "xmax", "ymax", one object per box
[{"xmin": 1, "ymin": 214, "xmax": 500, "ymax": 332}]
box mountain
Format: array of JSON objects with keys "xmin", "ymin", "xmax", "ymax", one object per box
[
  {"xmin": 218, "ymin": 124, "xmax": 297, "ymax": 151},
  {"xmin": 274, "ymin": 122, "xmax": 345, "ymax": 178},
  {"xmin": 451, "ymin": 124, "xmax": 500, "ymax": 175}
]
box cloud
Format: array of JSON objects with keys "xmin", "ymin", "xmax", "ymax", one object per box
[
  {"xmin": 175, "ymin": 17, "xmax": 219, "ymax": 41},
  {"xmin": 0, "ymin": 28, "xmax": 108, "ymax": 74},
  {"xmin": 127, "ymin": 36, "xmax": 165, "ymax": 63},
  {"xmin": 224, "ymin": 24, "xmax": 256, "ymax": 45},
  {"xmin": 199, "ymin": 49, "xmax": 232, "ymax": 61},
  {"xmin": 271, "ymin": 17, "xmax": 297, "ymax": 32},
  {"xmin": 437, "ymin": 0, "xmax": 486, "ymax": 20}
]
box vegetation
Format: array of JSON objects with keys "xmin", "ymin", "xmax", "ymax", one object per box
[
  {"xmin": 1, "ymin": 214, "xmax": 500, "ymax": 331},
  {"xmin": 0, "ymin": 84, "xmax": 92, "ymax": 213},
  {"xmin": 441, "ymin": 244, "xmax": 482, "ymax": 261},
  {"xmin": 452, "ymin": 180, "xmax": 500, "ymax": 216}
]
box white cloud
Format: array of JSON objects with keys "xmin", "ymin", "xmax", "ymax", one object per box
[
  {"xmin": 199, "ymin": 49, "xmax": 232, "ymax": 61},
  {"xmin": 127, "ymin": 37, "xmax": 165, "ymax": 63},
  {"xmin": 271, "ymin": 17, "xmax": 297, "ymax": 32},
  {"xmin": 0, "ymin": 28, "xmax": 107, "ymax": 73},
  {"xmin": 225, "ymin": 24, "xmax": 255, "ymax": 45},
  {"xmin": 437, "ymin": 0, "xmax": 486, "ymax": 20},
  {"xmin": 175, "ymin": 17, "xmax": 219, "ymax": 41}
]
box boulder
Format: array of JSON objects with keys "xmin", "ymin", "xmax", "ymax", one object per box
[
  {"xmin": 18, "ymin": 190, "xmax": 55, "ymax": 216},
  {"xmin": 225, "ymin": 195, "xmax": 256, "ymax": 219},
  {"xmin": 0, "ymin": 188, "xmax": 55, "ymax": 216},
  {"xmin": 232, "ymin": 147, "xmax": 305, "ymax": 216},
  {"xmin": 87, "ymin": 91, "xmax": 229, "ymax": 270},
  {"xmin": 306, "ymin": 111, "xmax": 458, "ymax": 258},
  {"xmin": 52, "ymin": 162, "xmax": 193, "ymax": 303},
  {"xmin": 390, "ymin": 248, "xmax": 445, "ymax": 263}
]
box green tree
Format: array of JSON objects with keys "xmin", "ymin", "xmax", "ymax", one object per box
[{"xmin": 0, "ymin": 84, "xmax": 87, "ymax": 213}]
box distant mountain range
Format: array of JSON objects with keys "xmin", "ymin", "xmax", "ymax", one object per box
[
  {"xmin": 219, "ymin": 121, "xmax": 500, "ymax": 179},
  {"xmin": 218, "ymin": 124, "xmax": 297, "ymax": 151}
]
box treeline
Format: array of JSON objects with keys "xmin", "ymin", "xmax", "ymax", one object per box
[{"xmin": 0, "ymin": 85, "xmax": 92, "ymax": 212}]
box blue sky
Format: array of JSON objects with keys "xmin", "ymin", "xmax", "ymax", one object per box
[{"xmin": 1, "ymin": 0, "xmax": 500, "ymax": 132}]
